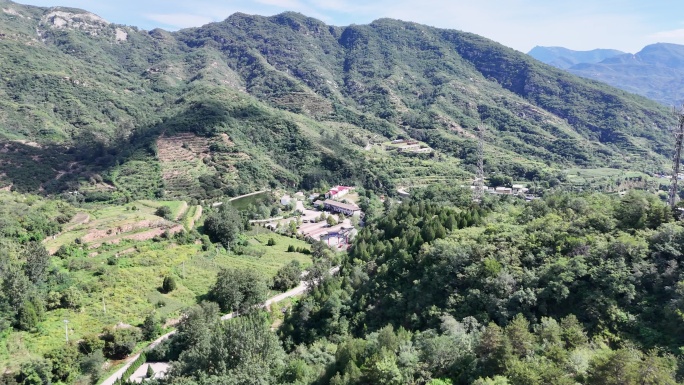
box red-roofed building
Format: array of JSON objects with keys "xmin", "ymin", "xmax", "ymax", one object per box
[{"xmin": 326, "ymin": 185, "xmax": 353, "ymax": 199}]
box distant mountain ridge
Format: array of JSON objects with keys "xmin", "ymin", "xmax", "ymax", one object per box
[
  {"xmin": 0, "ymin": 0, "xmax": 677, "ymax": 200},
  {"xmin": 528, "ymin": 46, "xmax": 625, "ymax": 69},
  {"xmin": 530, "ymin": 43, "xmax": 684, "ymax": 106}
]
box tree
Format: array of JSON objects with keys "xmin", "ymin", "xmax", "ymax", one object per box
[
  {"xmin": 146, "ymin": 364, "xmax": 155, "ymax": 379},
  {"xmin": 311, "ymin": 241, "xmax": 331, "ymax": 259},
  {"xmin": 586, "ymin": 349, "xmax": 639, "ymax": 385},
  {"xmin": 476, "ymin": 323, "xmax": 511, "ymax": 375},
  {"xmin": 79, "ymin": 350, "xmax": 105, "ymax": 383},
  {"xmin": 17, "ymin": 300, "xmax": 39, "ymax": 331},
  {"xmin": 204, "ymin": 205, "xmax": 244, "ymax": 249},
  {"xmin": 272, "ymin": 260, "xmax": 302, "ymax": 291},
  {"xmin": 142, "ymin": 313, "xmax": 162, "ymax": 341},
  {"xmin": 174, "ymin": 313, "xmax": 285, "ymax": 383},
  {"xmin": 45, "ymin": 344, "xmax": 80, "ymax": 384},
  {"xmin": 506, "ymin": 314, "xmax": 535, "ymax": 358},
  {"xmin": 162, "ymin": 275, "xmax": 177, "ymax": 293},
  {"xmin": 362, "ymin": 348, "xmax": 403, "ymax": 385},
  {"xmin": 22, "ymin": 242, "xmax": 50, "ymax": 286},
  {"xmin": 17, "ymin": 359, "xmax": 52, "ymax": 385},
  {"xmin": 102, "ymin": 327, "xmax": 142, "ymax": 359},
  {"xmin": 208, "ymin": 268, "xmax": 268, "ymax": 313},
  {"xmin": 472, "ymin": 377, "xmax": 510, "ymax": 385},
  {"xmin": 155, "ymin": 206, "xmax": 173, "ymax": 220}
]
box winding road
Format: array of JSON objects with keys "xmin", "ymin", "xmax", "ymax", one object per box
[{"xmin": 99, "ymin": 266, "xmax": 339, "ymax": 385}]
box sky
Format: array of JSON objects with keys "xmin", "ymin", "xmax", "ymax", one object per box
[{"xmin": 14, "ymin": 0, "xmax": 684, "ymax": 53}]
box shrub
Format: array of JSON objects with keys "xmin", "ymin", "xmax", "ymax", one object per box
[
  {"xmin": 271, "ymin": 260, "xmax": 302, "ymax": 291},
  {"xmin": 141, "ymin": 313, "xmax": 162, "ymax": 341},
  {"xmin": 267, "ymin": 237, "xmax": 276, "ymax": 246},
  {"xmin": 162, "ymin": 276, "xmax": 176, "ymax": 293},
  {"xmin": 102, "ymin": 328, "xmax": 142, "ymax": 359},
  {"xmin": 287, "ymin": 245, "xmax": 295, "ymax": 252},
  {"xmin": 155, "ymin": 206, "xmax": 173, "ymax": 220}
]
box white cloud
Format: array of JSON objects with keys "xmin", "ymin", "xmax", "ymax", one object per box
[{"xmin": 145, "ymin": 13, "xmax": 215, "ymax": 29}]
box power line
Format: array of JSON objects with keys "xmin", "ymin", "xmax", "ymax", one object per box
[
  {"xmin": 668, "ymin": 107, "xmax": 684, "ymax": 209},
  {"xmin": 474, "ymin": 124, "xmax": 486, "ymax": 201}
]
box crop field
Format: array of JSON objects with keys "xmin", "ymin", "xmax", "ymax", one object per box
[{"xmin": 43, "ymin": 200, "xmax": 186, "ymax": 254}]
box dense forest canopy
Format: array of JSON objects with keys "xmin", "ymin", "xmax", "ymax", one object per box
[{"xmin": 120, "ymin": 187, "xmax": 684, "ymax": 385}]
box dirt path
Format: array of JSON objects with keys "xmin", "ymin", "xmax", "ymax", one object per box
[
  {"xmin": 99, "ymin": 266, "xmax": 339, "ymax": 385},
  {"xmin": 186, "ymin": 205, "xmax": 202, "ymax": 230},
  {"xmin": 63, "ymin": 212, "xmax": 90, "ymax": 232},
  {"xmin": 174, "ymin": 201, "xmax": 188, "ymax": 221}
]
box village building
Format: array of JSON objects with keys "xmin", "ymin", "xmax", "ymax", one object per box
[
  {"xmin": 512, "ymin": 184, "xmax": 529, "ymax": 195},
  {"xmin": 280, "ymin": 194, "xmax": 291, "ymax": 206},
  {"xmin": 323, "ymin": 199, "xmax": 361, "ymax": 216},
  {"xmin": 495, "ymin": 187, "xmax": 512, "ymax": 194},
  {"xmin": 326, "ymin": 185, "xmax": 353, "ymax": 199}
]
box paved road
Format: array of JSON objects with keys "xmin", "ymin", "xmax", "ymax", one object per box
[{"xmin": 99, "ymin": 266, "xmax": 339, "ymax": 385}]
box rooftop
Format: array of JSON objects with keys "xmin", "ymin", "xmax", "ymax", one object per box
[{"xmin": 323, "ymin": 199, "xmax": 361, "ymax": 211}]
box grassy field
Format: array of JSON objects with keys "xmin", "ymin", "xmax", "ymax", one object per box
[
  {"xmin": 564, "ymin": 167, "xmax": 648, "ymax": 187},
  {"xmin": 4, "ymin": 226, "xmax": 313, "ymax": 371},
  {"xmin": 229, "ymin": 191, "xmax": 273, "ymax": 210}
]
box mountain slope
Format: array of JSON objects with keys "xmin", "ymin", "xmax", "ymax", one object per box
[
  {"xmin": 0, "ymin": 2, "xmax": 677, "ymax": 200},
  {"xmin": 567, "ymin": 43, "xmax": 684, "ymax": 106},
  {"xmin": 528, "ymin": 46, "xmax": 624, "ymax": 69}
]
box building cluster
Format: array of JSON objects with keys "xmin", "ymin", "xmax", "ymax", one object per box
[
  {"xmin": 386, "ymin": 139, "xmax": 433, "ymax": 154},
  {"xmin": 471, "ymin": 183, "xmax": 534, "ymax": 199}
]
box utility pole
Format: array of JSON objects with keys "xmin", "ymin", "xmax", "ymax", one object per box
[
  {"xmin": 668, "ymin": 108, "xmax": 684, "ymax": 209},
  {"xmin": 474, "ymin": 124, "xmax": 486, "ymax": 201},
  {"xmin": 63, "ymin": 319, "xmax": 69, "ymax": 343}
]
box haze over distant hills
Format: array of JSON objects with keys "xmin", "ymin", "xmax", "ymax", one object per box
[
  {"xmin": 530, "ymin": 43, "xmax": 684, "ymax": 106},
  {"xmin": 528, "ymin": 46, "xmax": 625, "ymax": 69},
  {"xmin": 0, "ymin": 0, "xmax": 676, "ymax": 201}
]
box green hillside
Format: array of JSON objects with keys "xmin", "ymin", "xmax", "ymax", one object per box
[{"xmin": 0, "ymin": 2, "xmax": 677, "ymax": 201}]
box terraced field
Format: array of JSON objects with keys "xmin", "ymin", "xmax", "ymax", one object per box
[
  {"xmin": 43, "ymin": 200, "xmax": 187, "ymax": 254},
  {"xmin": 156, "ymin": 133, "xmax": 213, "ymax": 198}
]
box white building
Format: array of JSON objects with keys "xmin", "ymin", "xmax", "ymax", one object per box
[{"xmin": 280, "ymin": 195, "xmax": 291, "ymax": 206}]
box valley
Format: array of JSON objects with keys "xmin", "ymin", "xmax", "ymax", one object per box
[{"xmin": 0, "ymin": 0, "xmax": 683, "ymax": 384}]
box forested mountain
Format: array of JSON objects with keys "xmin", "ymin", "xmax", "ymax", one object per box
[
  {"xmin": 528, "ymin": 46, "xmax": 624, "ymax": 69},
  {"xmin": 0, "ymin": 0, "xmax": 677, "ymax": 201},
  {"xmin": 531, "ymin": 43, "xmax": 684, "ymax": 106},
  {"xmin": 3, "ymin": 2, "xmax": 684, "ymax": 385}
]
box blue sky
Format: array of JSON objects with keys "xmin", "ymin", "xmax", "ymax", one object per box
[{"xmin": 14, "ymin": 0, "xmax": 684, "ymax": 53}]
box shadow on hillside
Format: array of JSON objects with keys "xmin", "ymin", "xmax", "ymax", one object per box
[{"xmin": 0, "ymin": 99, "xmax": 235, "ymax": 197}]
